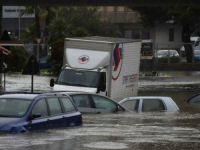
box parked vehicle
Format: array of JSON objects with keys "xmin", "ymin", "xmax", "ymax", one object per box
[
  {"xmin": 38, "ymin": 56, "xmax": 52, "ymax": 69},
  {"xmin": 184, "ymin": 93, "xmax": 200, "ymax": 104},
  {"xmin": 141, "ymin": 39, "xmax": 153, "ymax": 57},
  {"xmin": 66, "ymin": 92, "xmax": 129, "ymax": 114},
  {"xmin": 118, "ymin": 96, "xmax": 180, "ymax": 112},
  {"xmin": 50, "ymin": 36, "xmax": 141, "ymax": 101},
  {"xmin": 180, "ymin": 36, "xmax": 200, "ymax": 56},
  {"xmin": 0, "ymin": 93, "xmax": 82, "ymax": 133},
  {"xmin": 153, "ymin": 50, "xmax": 179, "ymax": 58},
  {"xmin": 194, "ymin": 50, "xmax": 200, "ymax": 62}
]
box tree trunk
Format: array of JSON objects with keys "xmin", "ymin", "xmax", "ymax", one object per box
[
  {"xmin": 182, "ymin": 26, "xmax": 193, "ymax": 63},
  {"xmin": 0, "ymin": 6, "xmax": 2, "ymax": 35},
  {"xmin": 35, "ymin": 12, "xmax": 41, "ymax": 38},
  {"xmin": 184, "ymin": 44, "xmax": 193, "ymax": 63}
]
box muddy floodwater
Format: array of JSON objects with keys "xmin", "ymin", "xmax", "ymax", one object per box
[{"xmin": 1, "ymin": 72, "xmax": 200, "ymax": 150}]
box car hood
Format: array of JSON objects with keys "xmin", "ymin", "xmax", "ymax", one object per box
[
  {"xmin": 0, "ymin": 117, "xmax": 19, "ymax": 128},
  {"xmin": 52, "ymin": 84, "xmax": 97, "ymax": 93}
]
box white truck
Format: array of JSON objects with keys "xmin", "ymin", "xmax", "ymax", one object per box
[{"xmin": 50, "ymin": 36, "xmax": 141, "ymax": 101}]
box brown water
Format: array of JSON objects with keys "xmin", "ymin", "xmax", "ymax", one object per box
[{"xmin": 0, "ymin": 73, "xmax": 200, "ymax": 150}]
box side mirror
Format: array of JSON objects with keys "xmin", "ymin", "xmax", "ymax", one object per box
[
  {"xmin": 50, "ymin": 78, "xmax": 55, "ymax": 87},
  {"xmin": 100, "ymin": 83, "xmax": 106, "ymax": 92},
  {"xmin": 31, "ymin": 113, "xmax": 41, "ymax": 119},
  {"xmin": 96, "ymin": 83, "xmax": 106, "ymax": 93}
]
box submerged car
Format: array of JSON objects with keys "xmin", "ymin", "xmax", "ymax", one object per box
[
  {"xmin": 184, "ymin": 93, "xmax": 200, "ymax": 104},
  {"xmin": 66, "ymin": 92, "xmax": 129, "ymax": 114},
  {"xmin": 118, "ymin": 96, "xmax": 180, "ymax": 112},
  {"xmin": 0, "ymin": 93, "xmax": 82, "ymax": 133}
]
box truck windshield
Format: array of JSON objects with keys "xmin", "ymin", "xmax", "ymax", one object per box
[{"xmin": 57, "ymin": 69, "xmax": 100, "ymax": 88}]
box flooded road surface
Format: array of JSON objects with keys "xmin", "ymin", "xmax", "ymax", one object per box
[{"xmin": 1, "ymin": 72, "xmax": 200, "ymax": 150}]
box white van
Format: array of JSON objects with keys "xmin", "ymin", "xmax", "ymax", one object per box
[{"xmin": 180, "ymin": 37, "xmax": 200, "ymax": 56}]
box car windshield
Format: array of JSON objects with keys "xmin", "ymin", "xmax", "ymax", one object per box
[
  {"xmin": 156, "ymin": 50, "xmax": 168, "ymax": 56},
  {"xmin": 57, "ymin": 69, "xmax": 100, "ymax": 87},
  {"xmin": 0, "ymin": 98, "xmax": 32, "ymax": 117}
]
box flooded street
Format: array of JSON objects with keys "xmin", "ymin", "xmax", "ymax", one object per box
[{"xmin": 1, "ymin": 72, "xmax": 200, "ymax": 150}]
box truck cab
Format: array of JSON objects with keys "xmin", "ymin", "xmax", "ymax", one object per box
[{"xmin": 50, "ymin": 66, "xmax": 107, "ymax": 94}]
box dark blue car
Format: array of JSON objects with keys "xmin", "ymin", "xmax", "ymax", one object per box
[
  {"xmin": 38, "ymin": 56, "xmax": 52, "ymax": 69},
  {"xmin": 0, "ymin": 93, "xmax": 82, "ymax": 133}
]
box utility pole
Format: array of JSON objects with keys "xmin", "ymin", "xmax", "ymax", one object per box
[{"xmin": 0, "ymin": 6, "xmax": 3, "ymax": 90}]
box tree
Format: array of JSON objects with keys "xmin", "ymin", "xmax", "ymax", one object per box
[
  {"xmin": 129, "ymin": 5, "xmax": 200, "ymax": 63},
  {"xmin": 46, "ymin": 6, "xmax": 122, "ymax": 75},
  {"xmin": 20, "ymin": 6, "xmax": 50, "ymax": 42}
]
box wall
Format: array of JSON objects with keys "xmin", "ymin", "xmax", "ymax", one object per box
[{"xmin": 155, "ymin": 23, "xmax": 182, "ymax": 50}]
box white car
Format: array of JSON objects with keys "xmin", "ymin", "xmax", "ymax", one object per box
[
  {"xmin": 154, "ymin": 50, "xmax": 179, "ymax": 58},
  {"xmin": 118, "ymin": 96, "xmax": 180, "ymax": 112},
  {"xmin": 180, "ymin": 36, "xmax": 200, "ymax": 56}
]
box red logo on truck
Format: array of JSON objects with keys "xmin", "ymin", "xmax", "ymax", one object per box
[
  {"xmin": 78, "ymin": 55, "xmax": 89, "ymax": 64},
  {"xmin": 112, "ymin": 44, "xmax": 123, "ymax": 81}
]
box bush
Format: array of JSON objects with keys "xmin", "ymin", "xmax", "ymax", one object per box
[{"xmin": 5, "ymin": 46, "xmax": 30, "ymax": 72}]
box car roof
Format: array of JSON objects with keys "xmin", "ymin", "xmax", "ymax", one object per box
[
  {"xmin": 157, "ymin": 49, "xmax": 176, "ymax": 51},
  {"xmin": 0, "ymin": 94, "xmax": 38, "ymax": 100},
  {"xmin": 122, "ymin": 96, "xmax": 172, "ymax": 99},
  {"xmin": 0, "ymin": 92, "xmax": 71, "ymax": 100},
  {"xmin": 50, "ymin": 91, "xmax": 97, "ymax": 95}
]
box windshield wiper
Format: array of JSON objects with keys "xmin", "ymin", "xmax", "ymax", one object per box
[
  {"xmin": 0, "ymin": 115, "xmax": 11, "ymax": 117},
  {"xmin": 70, "ymin": 83, "xmax": 87, "ymax": 87},
  {"xmin": 57, "ymin": 81, "xmax": 72, "ymax": 85}
]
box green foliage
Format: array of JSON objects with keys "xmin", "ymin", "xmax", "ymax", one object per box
[
  {"xmin": 129, "ymin": 6, "xmax": 171, "ymax": 27},
  {"xmin": 20, "ymin": 24, "xmax": 37, "ymax": 44},
  {"xmin": 46, "ymin": 6, "xmax": 122, "ymax": 75},
  {"xmin": 6, "ymin": 46, "xmax": 30, "ymax": 72}
]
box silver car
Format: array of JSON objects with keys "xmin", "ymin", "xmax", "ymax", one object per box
[
  {"xmin": 65, "ymin": 92, "xmax": 129, "ymax": 114},
  {"xmin": 154, "ymin": 50, "xmax": 179, "ymax": 58},
  {"xmin": 118, "ymin": 96, "xmax": 180, "ymax": 112}
]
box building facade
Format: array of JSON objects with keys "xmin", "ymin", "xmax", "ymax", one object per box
[
  {"xmin": 2, "ymin": 6, "xmax": 183, "ymax": 51},
  {"xmin": 97, "ymin": 6, "xmax": 183, "ymax": 51}
]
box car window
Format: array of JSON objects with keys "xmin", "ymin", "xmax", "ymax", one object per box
[
  {"xmin": 60, "ymin": 97, "xmax": 76, "ymax": 112},
  {"xmin": 120, "ymin": 99, "xmax": 139, "ymax": 111},
  {"xmin": 46, "ymin": 98, "xmax": 62, "ymax": 115},
  {"xmin": 0, "ymin": 98, "xmax": 31, "ymax": 117},
  {"xmin": 188, "ymin": 95, "xmax": 200, "ymax": 103},
  {"xmin": 71, "ymin": 95, "xmax": 90, "ymax": 108},
  {"xmin": 32, "ymin": 99, "xmax": 48, "ymax": 117},
  {"xmin": 92, "ymin": 95, "xmax": 117, "ymax": 111},
  {"xmin": 142, "ymin": 99, "xmax": 165, "ymax": 111}
]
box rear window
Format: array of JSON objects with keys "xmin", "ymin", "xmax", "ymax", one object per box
[
  {"xmin": 60, "ymin": 97, "xmax": 76, "ymax": 112},
  {"xmin": 142, "ymin": 99, "xmax": 165, "ymax": 111}
]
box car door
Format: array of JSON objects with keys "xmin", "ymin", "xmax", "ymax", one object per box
[
  {"xmin": 70, "ymin": 94, "xmax": 96, "ymax": 114},
  {"xmin": 59, "ymin": 97, "xmax": 82, "ymax": 127},
  {"xmin": 45, "ymin": 97, "xmax": 63, "ymax": 129},
  {"xmin": 119, "ymin": 98, "xmax": 140, "ymax": 112},
  {"xmin": 25, "ymin": 99, "xmax": 50, "ymax": 131},
  {"xmin": 91, "ymin": 95, "xmax": 123, "ymax": 114},
  {"xmin": 141, "ymin": 98, "xmax": 166, "ymax": 112}
]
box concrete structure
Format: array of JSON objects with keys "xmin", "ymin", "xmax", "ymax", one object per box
[
  {"xmin": 2, "ymin": 6, "xmax": 34, "ymax": 38},
  {"xmin": 98, "ymin": 6, "xmax": 183, "ymax": 50},
  {"xmin": 1, "ymin": 6, "xmax": 183, "ymax": 51}
]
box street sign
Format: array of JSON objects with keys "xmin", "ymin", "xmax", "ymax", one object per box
[
  {"xmin": 36, "ymin": 38, "xmax": 41, "ymax": 44},
  {"xmin": 22, "ymin": 55, "xmax": 40, "ymax": 75}
]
